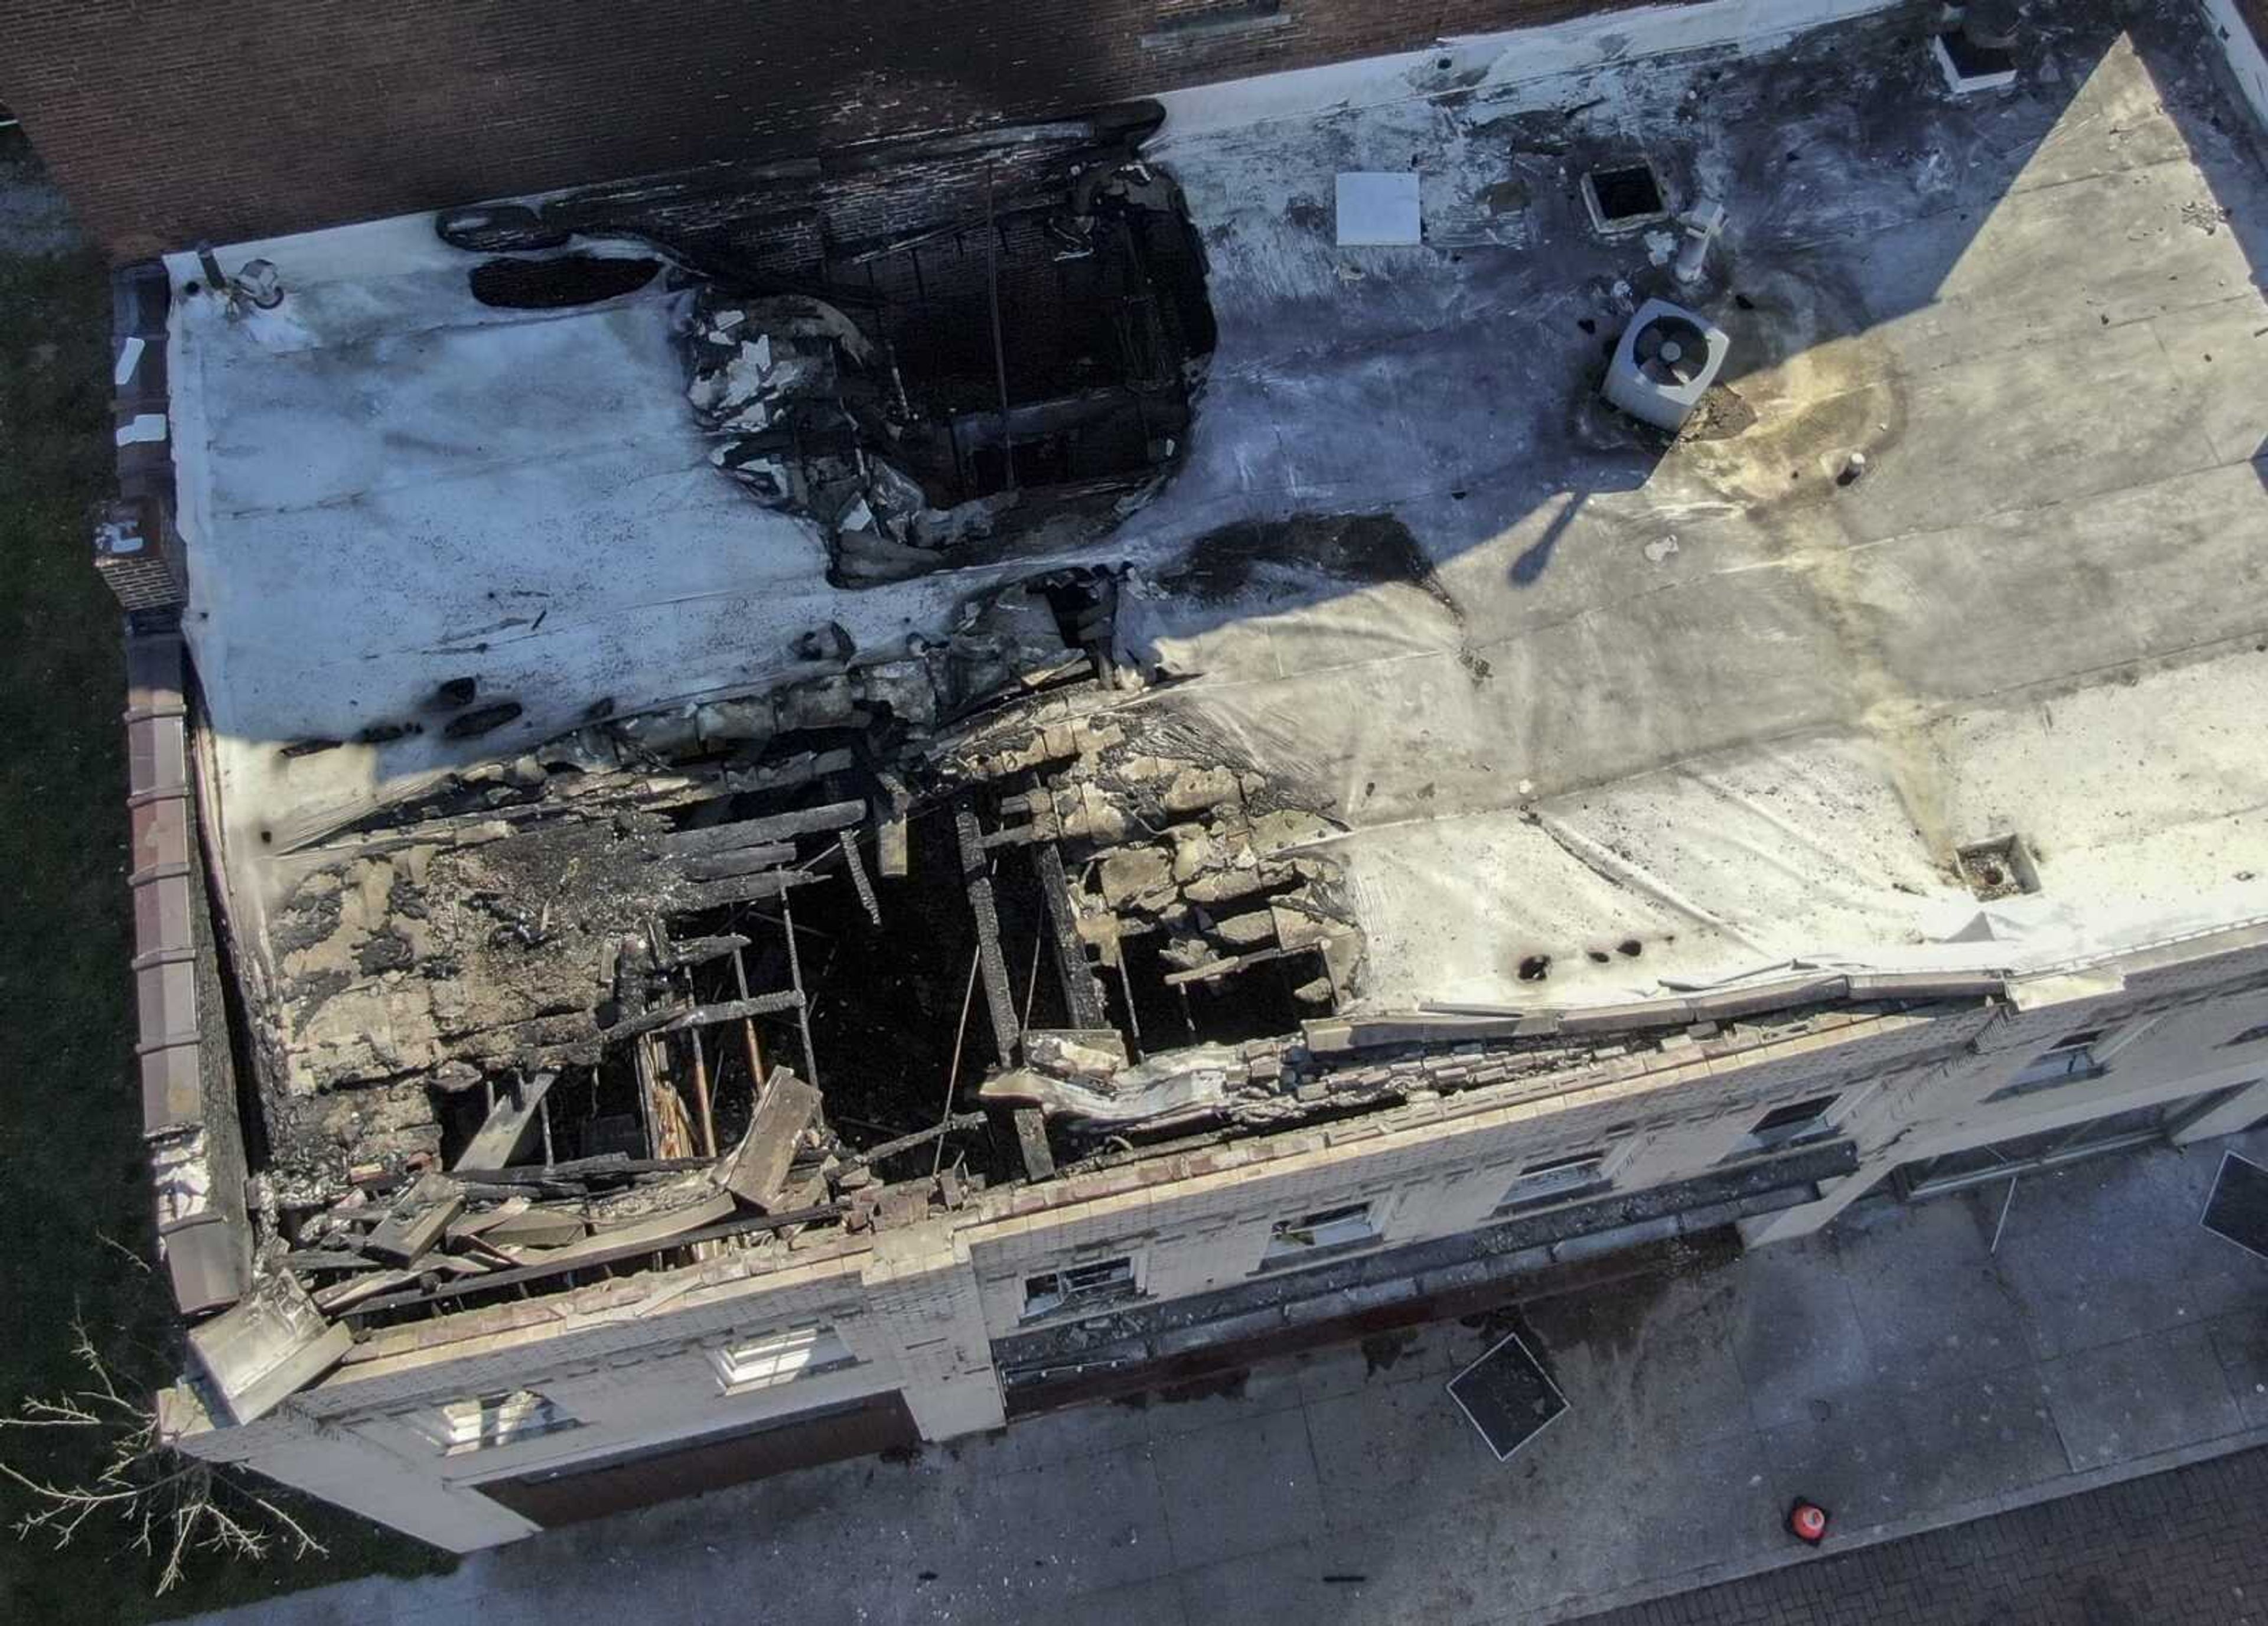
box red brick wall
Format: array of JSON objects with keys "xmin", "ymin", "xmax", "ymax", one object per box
[{"xmin": 1, "ymin": 0, "xmax": 1640, "ymax": 260}]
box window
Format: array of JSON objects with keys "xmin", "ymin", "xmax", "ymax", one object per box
[
  {"xmin": 1722, "ymin": 1094, "xmax": 1842, "ymax": 1159},
  {"xmin": 1257, "ymin": 1201, "xmax": 1383, "ymax": 1270},
  {"xmin": 1893, "ymin": 1087, "xmax": 2231, "ymax": 1199},
  {"xmin": 1986, "ymin": 1029, "xmax": 2108, "ymax": 1102},
  {"xmin": 1021, "ymin": 1256, "xmax": 1140, "ymax": 1321},
  {"xmin": 1143, "ymin": 0, "xmax": 1288, "ymax": 45},
  {"xmin": 709, "ymin": 1325, "xmax": 857, "ymax": 1394},
  {"xmin": 1493, "ymin": 1151, "xmax": 1612, "ymax": 1216},
  {"xmin": 2224, "ymin": 1020, "xmax": 2268, "ymax": 1050},
  {"xmin": 424, "ymin": 1389, "xmax": 578, "ymax": 1456}
]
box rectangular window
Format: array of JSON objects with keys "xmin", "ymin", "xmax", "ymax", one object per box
[
  {"xmin": 1257, "ymin": 1201, "xmax": 1382, "ymax": 1269},
  {"xmin": 709, "ymin": 1325, "xmax": 857, "ymax": 1394},
  {"xmin": 1144, "ymin": 0, "xmax": 1288, "ymax": 46},
  {"xmin": 425, "ymin": 1389, "xmax": 578, "ymax": 1456},
  {"xmin": 1493, "ymin": 1151, "xmax": 1612, "ymax": 1216},
  {"xmin": 1021, "ymin": 1256, "xmax": 1139, "ymax": 1321},
  {"xmin": 1723, "ymin": 1094, "xmax": 1841, "ymax": 1161},
  {"xmin": 1986, "ymin": 1029, "xmax": 2109, "ymax": 1102}
]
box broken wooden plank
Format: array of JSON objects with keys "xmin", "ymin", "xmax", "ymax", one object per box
[
  {"xmin": 425, "ymin": 1254, "xmax": 496, "ymax": 1278},
  {"xmin": 717, "ymin": 1069, "xmax": 823, "ymax": 1210},
  {"xmin": 838, "ymin": 829, "xmax": 881, "ymax": 926},
  {"xmin": 445, "ymin": 1198, "xmax": 530, "ymax": 1242},
  {"xmin": 875, "ymin": 769, "xmax": 911, "ymax": 878},
  {"xmin": 364, "ymin": 1174, "xmax": 465, "ymax": 1265},
  {"xmin": 279, "ymin": 1250, "xmax": 387, "ymax": 1274},
  {"xmin": 452, "ymin": 1070, "xmax": 559, "ymax": 1174},
  {"xmin": 676, "ymin": 866, "xmax": 815, "ymax": 913},
  {"xmin": 654, "ymin": 799, "xmax": 865, "ymax": 857},
  {"xmin": 1163, "ymin": 944, "xmax": 1298, "ymax": 988},
  {"xmin": 481, "ymin": 1208, "xmax": 589, "ymax": 1250},
  {"xmin": 607, "ymin": 990, "xmax": 805, "ymax": 1042},
  {"xmin": 312, "ymin": 1268, "xmax": 419, "ymax": 1314},
  {"xmin": 680, "ymin": 843, "xmax": 798, "ymax": 883},
  {"xmin": 455, "ymin": 1153, "xmax": 712, "ymax": 1184},
  {"xmin": 1014, "ymin": 1107, "xmax": 1057, "ymax": 1179},
  {"xmin": 848, "ymin": 1110, "xmax": 990, "ymax": 1166},
  {"xmin": 956, "ymin": 804, "xmax": 1021, "ymax": 1064},
  {"xmin": 1035, "ymin": 842, "xmax": 1111, "ymax": 1027},
  {"xmin": 187, "ymin": 1275, "xmax": 352, "ymax": 1424},
  {"xmin": 658, "ymin": 933, "xmax": 753, "ymax": 967},
  {"xmin": 339, "ymin": 1200, "xmax": 848, "ymax": 1318},
  {"xmin": 501, "ymin": 1190, "xmax": 737, "ymax": 1267}
]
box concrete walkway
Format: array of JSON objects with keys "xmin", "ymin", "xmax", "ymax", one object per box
[{"xmin": 190, "ymin": 1127, "xmax": 2268, "ymax": 1626}]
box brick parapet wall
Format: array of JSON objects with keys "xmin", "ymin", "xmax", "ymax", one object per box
[{"xmin": 2, "ymin": 0, "xmax": 1637, "ymax": 258}]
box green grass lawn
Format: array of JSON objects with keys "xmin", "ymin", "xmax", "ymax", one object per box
[{"xmin": 0, "ymin": 136, "xmax": 454, "ymax": 1621}]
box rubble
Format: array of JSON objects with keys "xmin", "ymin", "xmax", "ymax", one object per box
[{"xmin": 187, "ymin": 1273, "xmax": 353, "ymax": 1425}]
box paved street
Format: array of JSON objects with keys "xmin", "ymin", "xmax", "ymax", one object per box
[
  {"xmin": 191, "ymin": 1127, "xmax": 2268, "ymax": 1625},
  {"xmin": 1573, "ymin": 1444, "xmax": 2268, "ymax": 1625}
]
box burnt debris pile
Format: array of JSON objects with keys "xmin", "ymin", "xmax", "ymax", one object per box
[
  {"xmin": 439, "ymin": 101, "xmax": 1216, "ymax": 583},
  {"xmin": 242, "ymin": 553, "xmax": 1363, "ymax": 1335}
]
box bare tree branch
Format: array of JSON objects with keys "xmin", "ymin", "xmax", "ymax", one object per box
[{"xmin": 0, "ymin": 1318, "xmax": 328, "ymax": 1594}]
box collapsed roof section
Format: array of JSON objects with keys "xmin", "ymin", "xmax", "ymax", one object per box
[
  {"xmin": 441, "ymin": 103, "xmax": 1215, "ymax": 584},
  {"xmin": 234, "ymin": 549, "xmax": 1385, "ymax": 1337}
]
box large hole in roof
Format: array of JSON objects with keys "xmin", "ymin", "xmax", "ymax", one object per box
[
  {"xmin": 1584, "ymin": 162, "xmax": 1667, "ymax": 227},
  {"xmin": 470, "ymin": 254, "xmax": 662, "ymax": 309}
]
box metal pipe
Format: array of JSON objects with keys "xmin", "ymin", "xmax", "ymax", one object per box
[
  {"xmin": 983, "ymin": 164, "xmax": 1018, "ymax": 493},
  {"xmin": 934, "ymin": 947, "xmax": 983, "ymax": 1177},
  {"xmin": 729, "ymin": 945, "xmax": 766, "ymax": 1092},
  {"xmin": 782, "ymin": 888, "xmax": 819, "ymax": 1089}
]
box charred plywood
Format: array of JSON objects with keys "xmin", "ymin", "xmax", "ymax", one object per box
[{"xmin": 719, "ymin": 1071, "xmax": 825, "ymax": 1212}]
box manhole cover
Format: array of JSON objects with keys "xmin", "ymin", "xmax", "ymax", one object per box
[
  {"xmin": 2201, "ymin": 1151, "xmax": 2268, "ymax": 1261},
  {"xmin": 1447, "ymin": 1330, "xmax": 1568, "ymax": 1461}
]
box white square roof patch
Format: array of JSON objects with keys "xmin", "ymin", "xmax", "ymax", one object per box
[{"xmin": 1335, "ymin": 171, "xmax": 1421, "ymax": 246}]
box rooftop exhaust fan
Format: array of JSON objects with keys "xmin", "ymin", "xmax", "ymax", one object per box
[{"xmin": 1603, "ymin": 297, "xmax": 1730, "ymax": 431}]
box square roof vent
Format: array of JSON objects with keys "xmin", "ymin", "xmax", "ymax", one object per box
[
  {"xmin": 1957, "ymin": 833, "xmax": 2039, "ymax": 900},
  {"xmin": 1582, "ymin": 162, "xmax": 1668, "ymax": 234}
]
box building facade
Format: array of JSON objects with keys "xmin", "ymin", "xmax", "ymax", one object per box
[
  {"xmin": 167, "ymin": 934, "xmax": 2268, "ymax": 1549},
  {"xmin": 31, "ymin": 0, "xmax": 2268, "ymax": 1555}
]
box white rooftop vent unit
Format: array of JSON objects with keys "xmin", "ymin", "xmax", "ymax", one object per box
[{"xmin": 1602, "ymin": 298, "xmax": 1730, "ymax": 432}]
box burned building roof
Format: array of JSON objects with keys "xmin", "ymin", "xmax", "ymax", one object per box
[{"xmin": 133, "ymin": 0, "xmax": 2268, "ymax": 1407}]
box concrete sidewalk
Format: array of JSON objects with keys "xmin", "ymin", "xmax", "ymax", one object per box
[
  {"xmin": 1572, "ymin": 1444, "xmax": 2268, "ymax": 1625},
  {"xmin": 190, "ymin": 1127, "xmax": 2268, "ymax": 1626}
]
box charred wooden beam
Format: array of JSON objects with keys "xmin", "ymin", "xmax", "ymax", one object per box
[
  {"xmin": 363, "ymin": 1174, "xmax": 464, "ymax": 1265},
  {"xmin": 1034, "ymin": 842, "xmax": 1111, "ymax": 1028},
  {"xmin": 654, "ymin": 799, "xmax": 865, "ymax": 857},
  {"xmin": 338, "ymin": 1200, "xmax": 848, "ymax": 1319},
  {"xmin": 453, "ymin": 1154, "xmax": 713, "ymax": 1184},
  {"xmin": 838, "ymin": 829, "xmax": 882, "ymax": 926},
  {"xmin": 657, "ymin": 933, "xmax": 753, "ymax": 967},
  {"xmin": 848, "ymin": 1110, "xmax": 990, "ymax": 1166},
  {"xmin": 956, "ymin": 803, "xmax": 1021, "ymax": 1064},
  {"xmin": 719, "ymin": 1069, "xmax": 824, "ymax": 1210},
  {"xmin": 640, "ymin": 990, "xmax": 804, "ymax": 1038},
  {"xmin": 676, "ymin": 866, "xmax": 816, "ymax": 913},
  {"xmin": 1015, "ymin": 1107, "xmax": 1058, "ymax": 1180},
  {"xmin": 680, "ymin": 843, "xmax": 797, "ymax": 882},
  {"xmin": 451, "ymin": 1070, "xmax": 558, "ymax": 1173}
]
